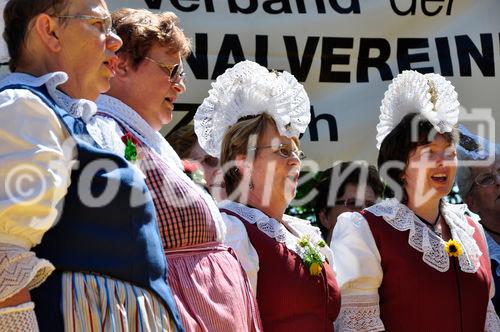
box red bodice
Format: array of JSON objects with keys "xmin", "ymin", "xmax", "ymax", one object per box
[
  {"xmin": 362, "ymin": 210, "xmax": 491, "ymax": 331},
  {"xmin": 224, "ymin": 209, "xmax": 340, "ymax": 332}
]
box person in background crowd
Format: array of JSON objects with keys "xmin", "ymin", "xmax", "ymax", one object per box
[
  {"xmin": 195, "ymin": 60, "xmax": 341, "ymax": 331},
  {"xmin": 95, "ymin": 9, "xmax": 261, "ymax": 331},
  {"xmin": 167, "ymin": 124, "xmax": 226, "ymax": 200},
  {"xmin": 315, "ymin": 162, "xmax": 383, "ymax": 244},
  {"xmin": 456, "ymin": 126, "xmax": 500, "ymax": 314},
  {"xmin": 0, "ymin": 0, "xmax": 183, "ymax": 331},
  {"xmin": 332, "ymin": 70, "xmax": 500, "ymax": 331}
]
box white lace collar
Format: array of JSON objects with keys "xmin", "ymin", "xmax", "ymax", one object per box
[
  {"xmin": 96, "ymin": 94, "xmax": 183, "ymax": 170},
  {"xmin": 366, "ymin": 198, "xmax": 482, "ymax": 273},
  {"xmin": 0, "ymin": 72, "xmax": 97, "ymax": 122},
  {"xmin": 219, "ymin": 200, "xmax": 334, "ymax": 268}
]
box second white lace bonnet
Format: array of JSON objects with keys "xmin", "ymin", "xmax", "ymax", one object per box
[
  {"xmin": 194, "ymin": 60, "xmax": 311, "ymax": 158},
  {"xmin": 376, "ymin": 70, "xmax": 460, "ymax": 149}
]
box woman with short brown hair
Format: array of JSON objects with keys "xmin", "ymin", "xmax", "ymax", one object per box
[{"xmin": 96, "ymin": 9, "xmax": 261, "ymax": 331}]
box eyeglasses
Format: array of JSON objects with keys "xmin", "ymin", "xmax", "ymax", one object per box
[
  {"xmin": 474, "ymin": 169, "xmax": 500, "ymax": 187},
  {"xmin": 55, "ymin": 15, "xmax": 115, "ymax": 35},
  {"xmin": 144, "ymin": 57, "xmax": 186, "ymax": 83},
  {"xmin": 335, "ymin": 198, "xmax": 375, "ymax": 210},
  {"xmin": 250, "ymin": 143, "xmax": 306, "ymax": 160}
]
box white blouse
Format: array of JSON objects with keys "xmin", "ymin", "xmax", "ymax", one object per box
[
  {"xmin": 219, "ymin": 200, "xmax": 334, "ymax": 295},
  {"xmin": 331, "ymin": 198, "xmax": 500, "ymax": 332},
  {"xmin": 0, "ymin": 72, "xmax": 96, "ymax": 305}
]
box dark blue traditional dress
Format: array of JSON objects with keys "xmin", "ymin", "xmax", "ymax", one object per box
[{"xmin": 0, "ymin": 72, "xmax": 182, "ymax": 331}]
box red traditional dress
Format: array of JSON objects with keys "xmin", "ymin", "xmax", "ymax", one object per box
[
  {"xmin": 96, "ymin": 95, "xmax": 262, "ymax": 332},
  {"xmin": 332, "ymin": 198, "xmax": 500, "ymax": 331},
  {"xmin": 220, "ymin": 200, "xmax": 341, "ymax": 331}
]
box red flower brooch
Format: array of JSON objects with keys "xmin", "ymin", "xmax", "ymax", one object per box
[
  {"xmin": 121, "ymin": 132, "xmax": 140, "ymax": 162},
  {"xmin": 182, "ymin": 160, "xmax": 206, "ymax": 187}
]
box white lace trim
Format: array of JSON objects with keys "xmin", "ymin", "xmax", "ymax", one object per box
[
  {"xmin": 366, "ymin": 198, "xmax": 482, "ymax": 273},
  {"xmin": 334, "ymin": 294, "xmax": 385, "ymax": 332},
  {"xmin": 485, "ymin": 300, "xmax": 500, "ymax": 332},
  {"xmin": 0, "ymin": 302, "xmax": 39, "ymax": 332},
  {"xmin": 97, "ymin": 94, "xmax": 183, "ymax": 170},
  {"xmin": 0, "ymin": 244, "xmax": 54, "ymax": 302},
  {"xmin": 51, "ymin": 89, "xmax": 97, "ymax": 124},
  {"xmin": 218, "ymin": 200, "xmax": 332, "ymax": 266}
]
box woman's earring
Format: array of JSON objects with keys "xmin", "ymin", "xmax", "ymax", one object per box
[{"xmin": 249, "ymin": 179, "xmax": 254, "ymax": 190}]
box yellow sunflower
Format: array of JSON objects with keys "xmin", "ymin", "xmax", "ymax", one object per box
[{"xmin": 444, "ymin": 239, "xmax": 463, "ymax": 257}]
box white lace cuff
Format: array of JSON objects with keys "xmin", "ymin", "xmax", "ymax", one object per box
[
  {"xmin": 485, "ymin": 300, "xmax": 500, "ymax": 332},
  {"xmin": 0, "ymin": 302, "xmax": 39, "ymax": 332},
  {"xmin": 334, "ymin": 294, "xmax": 385, "ymax": 332},
  {"xmin": 0, "ymin": 244, "xmax": 54, "ymax": 302}
]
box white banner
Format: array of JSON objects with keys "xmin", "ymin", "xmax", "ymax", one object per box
[{"xmin": 41, "ymin": 1, "xmax": 500, "ymax": 168}]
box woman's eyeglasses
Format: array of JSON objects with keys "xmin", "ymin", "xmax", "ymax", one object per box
[
  {"xmin": 55, "ymin": 14, "xmax": 115, "ymax": 36},
  {"xmin": 250, "ymin": 143, "xmax": 306, "ymax": 160},
  {"xmin": 474, "ymin": 169, "xmax": 500, "ymax": 187},
  {"xmin": 144, "ymin": 57, "xmax": 186, "ymax": 83}
]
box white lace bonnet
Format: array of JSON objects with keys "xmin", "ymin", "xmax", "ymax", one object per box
[
  {"xmin": 194, "ymin": 60, "xmax": 311, "ymax": 158},
  {"xmin": 376, "ymin": 70, "xmax": 460, "ymax": 149}
]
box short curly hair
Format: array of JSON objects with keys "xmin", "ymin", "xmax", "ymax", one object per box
[{"xmin": 112, "ymin": 8, "xmax": 191, "ymax": 69}]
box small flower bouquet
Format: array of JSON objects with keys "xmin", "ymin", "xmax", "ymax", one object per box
[
  {"xmin": 182, "ymin": 160, "xmax": 207, "ymax": 187},
  {"xmin": 296, "ymin": 235, "xmax": 327, "ymax": 276},
  {"xmin": 121, "ymin": 132, "xmax": 140, "ymax": 162}
]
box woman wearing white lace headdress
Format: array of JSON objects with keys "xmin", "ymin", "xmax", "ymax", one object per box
[
  {"xmin": 195, "ymin": 60, "xmax": 341, "ymax": 331},
  {"xmin": 331, "ymin": 70, "xmax": 500, "ymax": 331}
]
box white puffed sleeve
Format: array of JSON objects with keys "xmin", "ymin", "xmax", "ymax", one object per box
[
  {"xmin": 331, "ymin": 212, "xmax": 385, "ymax": 332},
  {"xmin": 0, "ymin": 89, "xmax": 73, "ymax": 302},
  {"xmin": 221, "ymin": 212, "xmax": 259, "ymax": 295}
]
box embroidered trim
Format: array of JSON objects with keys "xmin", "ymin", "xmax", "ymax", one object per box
[
  {"xmin": 366, "ymin": 198, "xmax": 482, "ymax": 273},
  {"xmin": 485, "ymin": 300, "xmax": 500, "ymax": 332},
  {"xmin": 219, "ymin": 201, "xmax": 331, "ymax": 263},
  {"xmin": 334, "ymin": 294, "xmax": 385, "ymax": 332},
  {"xmin": 0, "ymin": 244, "xmax": 54, "ymax": 302}
]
